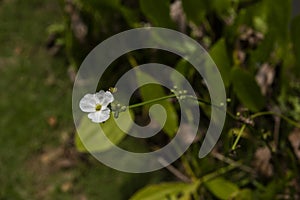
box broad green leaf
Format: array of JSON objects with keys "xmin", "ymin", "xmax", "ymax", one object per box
[
  {"xmin": 265, "ymin": 0, "xmax": 290, "ymax": 43},
  {"xmin": 233, "ymin": 189, "xmax": 254, "ymax": 200},
  {"xmin": 210, "ymin": 0, "xmax": 231, "ymax": 16},
  {"xmin": 249, "ymin": 32, "xmax": 273, "ymax": 63},
  {"xmin": 291, "ymin": 15, "xmax": 300, "ymax": 75},
  {"xmin": 181, "ymin": 0, "xmax": 208, "ymax": 24},
  {"xmin": 129, "ymin": 181, "xmax": 199, "ymax": 200},
  {"xmin": 230, "ymin": 67, "xmax": 265, "ymax": 112},
  {"xmin": 209, "ymin": 38, "xmax": 231, "ymax": 87},
  {"xmin": 171, "ymin": 59, "xmax": 195, "ymax": 87},
  {"xmin": 136, "ymin": 70, "xmax": 178, "ymax": 137},
  {"xmin": 257, "ymin": 179, "xmax": 285, "ymax": 199},
  {"xmin": 139, "ymin": 0, "xmax": 175, "ymax": 28},
  {"xmin": 249, "ymin": 0, "xmax": 290, "ymax": 63},
  {"xmin": 75, "ymin": 110, "xmax": 134, "ymax": 152},
  {"xmin": 119, "ymin": 7, "xmax": 140, "ymax": 27},
  {"xmin": 205, "ymin": 177, "xmax": 239, "ymax": 200}
]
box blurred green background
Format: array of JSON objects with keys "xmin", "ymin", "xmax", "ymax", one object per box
[
  {"xmin": 0, "ymin": 1, "xmax": 165, "ymax": 199},
  {"xmin": 1, "ymin": 0, "xmax": 300, "ymax": 199}
]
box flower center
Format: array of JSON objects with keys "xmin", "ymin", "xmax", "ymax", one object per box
[{"xmin": 95, "ymin": 104, "xmax": 102, "ymax": 111}]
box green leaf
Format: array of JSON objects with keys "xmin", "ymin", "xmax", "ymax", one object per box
[
  {"xmin": 210, "ymin": 0, "xmax": 231, "ymax": 16},
  {"xmin": 209, "ymin": 38, "xmax": 231, "ymax": 87},
  {"xmin": 181, "ymin": 0, "xmax": 208, "ymax": 24},
  {"xmin": 119, "ymin": 7, "xmax": 140, "ymax": 27},
  {"xmin": 75, "ymin": 110, "xmax": 134, "ymax": 152},
  {"xmin": 234, "ymin": 189, "xmax": 254, "ymax": 200},
  {"xmin": 171, "ymin": 59, "xmax": 195, "ymax": 87},
  {"xmin": 248, "ymin": 0, "xmax": 290, "ymax": 63},
  {"xmin": 291, "ymin": 15, "xmax": 300, "ymax": 75},
  {"xmin": 205, "ymin": 178, "xmax": 239, "ymax": 200},
  {"xmin": 139, "ymin": 0, "xmax": 175, "ymax": 28},
  {"xmin": 136, "ymin": 70, "xmax": 178, "ymax": 137},
  {"xmin": 257, "ymin": 179, "xmax": 285, "ymax": 199},
  {"xmin": 129, "ymin": 181, "xmax": 199, "ymax": 200},
  {"xmin": 230, "ymin": 67, "xmax": 265, "ymax": 112},
  {"xmin": 265, "ymin": 0, "xmax": 290, "ymax": 43}
]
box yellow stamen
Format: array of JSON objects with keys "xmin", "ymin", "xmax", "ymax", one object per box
[{"xmin": 95, "ymin": 104, "xmax": 102, "ymax": 111}]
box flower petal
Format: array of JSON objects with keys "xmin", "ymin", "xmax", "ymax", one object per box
[
  {"xmin": 79, "ymin": 93, "xmax": 98, "ymax": 112},
  {"xmin": 100, "ymin": 91, "xmax": 114, "ymax": 108},
  {"xmin": 87, "ymin": 108, "xmax": 111, "ymax": 123},
  {"xmin": 94, "ymin": 90, "xmax": 105, "ymax": 104}
]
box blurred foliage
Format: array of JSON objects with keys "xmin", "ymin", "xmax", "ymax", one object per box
[{"xmin": 48, "ymin": 0, "xmax": 300, "ymax": 199}]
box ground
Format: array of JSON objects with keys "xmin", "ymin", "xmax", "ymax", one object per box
[{"xmin": 0, "ymin": 0, "xmax": 165, "ymax": 199}]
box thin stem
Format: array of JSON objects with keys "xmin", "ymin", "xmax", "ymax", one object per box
[
  {"xmin": 200, "ymin": 153, "xmax": 257, "ymax": 184},
  {"xmin": 201, "ymin": 164, "xmax": 237, "ymax": 183},
  {"xmin": 126, "ymin": 93, "xmax": 241, "ymax": 122},
  {"xmin": 250, "ymin": 111, "xmax": 300, "ymax": 128},
  {"xmin": 231, "ymin": 124, "xmax": 246, "ymax": 151},
  {"xmin": 211, "ymin": 151, "xmax": 255, "ymax": 175},
  {"xmin": 181, "ymin": 156, "xmax": 197, "ymax": 181},
  {"xmin": 226, "ymin": 111, "xmax": 240, "ymax": 121},
  {"xmin": 187, "ymin": 95, "xmax": 240, "ymax": 121},
  {"xmin": 126, "ymin": 95, "xmax": 300, "ymax": 130},
  {"xmin": 127, "ymin": 94, "xmax": 176, "ymax": 109},
  {"xmin": 188, "ymin": 96, "xmax": 212, "ymax": 106},
  {"xmin": 158, "ymin": 157, "xmax": 191, "ymax": 183}
]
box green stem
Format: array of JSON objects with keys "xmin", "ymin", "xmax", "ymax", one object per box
[
  {"xmin": 188, "ymin": 96, "xmax": 239, "ymax": 121},
  {"xmin": 211, "ymin": 152, "xmax": 255, "ymax": 174},
  {"xmin": 181, "ymin": 156, "xmax": 197, "ymax": 181},
  {"xmin": 226, "ymin": 111, "xmax": 240, "ymax": 121},
  {"xmin": 127, "ymin": 94, "xmax": 176, "ymax": 109},
  {"xmin": 199, "ymin": 152, "xmax": 256, "ymax": 184},
  {"xmin": 126, "ymin": 94, "xmax": 241, "ymax": 122},
  {"xmin": 189, "ymin": 96, "xmax": 212, "ymax": 106},
  {"xmin": 126, "ymin": 95, "xmax": 299, "ymax": 130},
  {"xmin": 250, "ymin": 111, "xmax": 300, "ymax": 128},
  {"xmin": 231, "ymin": 124, "xmax": 246, "ymax": 151},
  {"xmin": 202, "ymin": 164, "xmax": 237, "ymax": 183}
]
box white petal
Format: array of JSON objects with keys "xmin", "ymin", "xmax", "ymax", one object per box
[
  {"xmin": 87, "ymin": 109, "xmax": 111, "ymax": 123},
  {"xmin": 79, "ymin": 93, "xmax": 98, "ymax": 112},
  {"xmin": 100, "ymin": 91, "xmax": 114, "ymax": 108},
  {"xmin": 94, "ymin": 90, "xmax": 105, "ymax": 104}
]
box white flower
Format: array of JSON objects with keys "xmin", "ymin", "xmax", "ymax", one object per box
[{"xmin": 79, "ymin": 90, "xmax": 114, "ymax": 123}]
